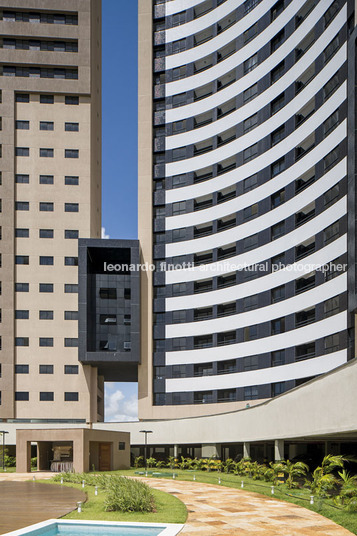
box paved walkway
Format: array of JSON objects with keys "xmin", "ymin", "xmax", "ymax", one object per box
[
  {"xmin": 0, "ymin": 477, "xmax": 84, "ymax": 535},
  {"xmin": 0, "ymin": 473, "xmax": 353, "ymax": 535},
  {"xmin": 139, "ymin": 478, "xmax": 354, "ymax": 536}
]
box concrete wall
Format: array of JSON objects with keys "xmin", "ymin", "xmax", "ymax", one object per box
[
  {"xmin": 137, "ymin": 0, "xmax": 154, "ymax": 420},
  {"xmin": 5, "ymin": 359, "xmax": 357, "ymax": 453}
]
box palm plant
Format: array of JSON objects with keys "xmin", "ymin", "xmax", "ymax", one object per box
[
  {"xmin": 234, "ymin": 457, "xmax": 252, "ymax": 476},
  {"xmin": 167, "ymin": 456, "xmax": 176, "ymax": 469},
  {"xmin": 269, "ymin": 461, "xmax": 287, "ymax": 484},
  {"xmin": 309, "ymin": 455, "xmax": 345, "ymax": 497},
  {"xmin": 335, "ymin": 469, "xmax": 357, "ymax": 508},
  {"xmin": 222, "ymin": 458, "xmax": 236, "ymax": 474},
  {"xmin": 187, "ymin": 457, "xmax": 198, "ymax": 470},
  {"xmin": 178, "ymin": 456, "xmax": 192, "ymax": 470},
  {"xmin": 285, "ymin": 460, "xmax": 309, "ymax": 489},
  {"xmin": 193, "ymin": 458, "xmax": 207, "ymax": 471}
]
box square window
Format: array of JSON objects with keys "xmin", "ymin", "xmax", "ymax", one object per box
[
  {"xmin": 16, "ymin": 228, "xmax": 29, "ymax": 238},
  {"xmin": 15, "ymin": 392, "xmax": 29, "ymax": 401},
  {"xmin": 39, "ymin": 256, "xmax": 53, "ymax": 265},
  {"xmin": 244, "ymin": 54, "xmax": 258, "ymax": 73},
  {"xmin": 64, "ymin": 256, "xmax": 78, "ymax": 266},
  {"xmin": 243, "ymin": 143, "xmax": 258, "ymax": 162},
  {"xmin": 100, "ymin": 314, "xmax": 117, "ymax": 325},
  {"xmin": 65, "ymin": 96, "xmax": 79, "ymax": 105},
  {"xmin": 40, "ymin": 95, "xmax": 54, "ymax": 104},
  {"xmin": 65, "ymin": 176, "xmax": 79, "ymax": 185},
  {"xmin": 65, "ymin": 392, "xmax": 79, "ymax": 401},
  {"xmin": 15, "ymin": 337, "xmax": 29, "ymax": 346},
  {"xmin": 16, "ymin": 94, "xmax": 30, "ymax": 103},
  {"xmin": 64, "ymin": 338, "xmax": 78, "ymax": 347},
  {"xmin": 65, "ymin": 203, "xmax": 79, "ymax": 212},
  {"xmin": 16, "ymin": 201, "xmax": 29, "ymax": 211},
  {"xmin": 39, "ymin": 148, "xmax": 54, "ymax": 157},
  {"xmin": 39, "ymin": 202, "xmax": 54, "ymax": 211},
  {"xmin": 271, "ymin": 157, "xmax": 285, "ymax": 177},
  {"xmin": 15, "ymin": 174, "xmax": 30, "ymax": 183},
  {"xmin": 65, "ymin": 149, "xmax": 79, "ymax": 158},
  {"xmin": 65, "ymin": 230, "xmax": 79, "ymax": 239},
  {"xmin": 15, "ymin": 310, "xmax": 29, "ymax": 319},
  {"xmin": 39, "ymin": 365, "xmax": 54, "ymax": 374},
  {"xmin": 243, "ymin": 114, "xmax": 258, "ymax": 133},
  {"xmin": 15, "ymin": 255, "xmax": 29, "ymax": 265},
  {"xmin": 99, "ymin": 288, "xmax": 117, "ymax": 299},
  {"xmin": 39, "ymin": 310, "xmax": 53, "ymax": 320},
  {"xmin": 64, "ymin": 365, "xmax": 78, "ymax": 374},
  {"xmin": 39, "ymin": 121, "xmax": 54, "ymax": 131},
  {"xmin": 16, "ymin": 120, "xmax": 30, "ymax": 130},
  {"xmin": 15, "ymin": 364, "xmax": 29, "ymax": 373},
  {"xmin": 16, "ymin": 147, "xmax": 29, "ymax": 157},
  {"xmin": 64, "ymin": 311, "xmax": 78, "ymax": 320},
  {"xmin": 243, "ymin": 83, "xmax": 258, "ymax": 103},
  {"xmin": 39, "ymin": 175, "xmax": 54, "ymax": 184},
  {"xmin": 40, "ymin": 392, "xmax": 54, "ymax": 401},
  {"xmin": 65, "ymin": 122, "xmax": 79, "ymax": 131},
  {"xmin": 39, "ymin": 283, "xmax": 53, "ymax": 293},
  {"xmin": 15, "ymin": 283, "xmax": 29, "ymax": 292},
  {"xmin": 39, "ymin": 229, "xmax": 54, "ymax": 238},
  {"xmin": 64, "ymin": 284, "xmax": 78, "ymax": 293},
  {"xmin": 39, "ymin": 337, "xmax": 53, "ymax": 347}
]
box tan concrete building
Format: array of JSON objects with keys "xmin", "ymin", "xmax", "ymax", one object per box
[
  {"xmin": 0, "ymin": 0, "xmax": 103, "ymax": 423},
  {"xmin": 16, "ymin": 428, "xmax": 130, "ymax": 473}
]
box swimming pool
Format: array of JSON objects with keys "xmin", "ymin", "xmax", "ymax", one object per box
[{"xmin": 3, "ymin": 520, "xmax": 184, "ymax": 536}]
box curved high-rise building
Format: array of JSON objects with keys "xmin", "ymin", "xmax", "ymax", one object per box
[{"xmin": 138, "ymin": 0, "xmax": 356, "ymax": 420}]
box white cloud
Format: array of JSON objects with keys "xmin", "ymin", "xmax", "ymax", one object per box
[
  {"xmin": 105, "ymin": 387, "xmax": 138, "ymax": 422},
  {"xmin": 101, "ymin": 227, "xmax": 110, "ymax": 239}
]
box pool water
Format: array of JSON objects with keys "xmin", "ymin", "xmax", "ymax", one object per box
[
  {"xmin": 48, "ymin": 525, "xmax": 161, "ymax": 536},
  {"xmin": 5, "ymin": 520, "xmax": 183, "ymax": 536},
  {"xmin": 38, "ymin": 525, "xmax": 162, "ymax": 536}
]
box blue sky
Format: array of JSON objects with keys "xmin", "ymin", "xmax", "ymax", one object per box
[
  {"xmin": 102, "ymin": 0, "xmax": 138, "ymax": 241},
  {"xmin": 102, "ymin": 0, "xmax": 139, "ymax": 421}
]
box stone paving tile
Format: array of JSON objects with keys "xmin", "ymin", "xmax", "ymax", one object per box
[{"xmin": 138, "ymin": 478, "xmax": 354, "ymax": 536}]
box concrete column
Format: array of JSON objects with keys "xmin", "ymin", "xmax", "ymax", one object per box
[
  {"xmin": 202, "ymin": 444, "xmax": 221, "ymax": 458},
  {"xmin": 243, "ymin": 442, "xmax": 250, "ymax": 458},
  {"xmin": 325, "ymin": 441, "xmax": 340, "ymax": 456},
  {"xmin": 16, "ymin": 440, "xmax": 31, "ymax": 473},
  {"xmin": 73, "ymin": 435, "xmax": 85, "ymax": 473},
  {"xmin": 289, "ymin": 444, "xmax": 300, "ymax": 460},
  {"xmin": 174, "ymin": 444, "xmax": 179, "ymax": 458},
  {"xmin": 274, "ymin": 439, "xmax": 284, "ymax": 461}
]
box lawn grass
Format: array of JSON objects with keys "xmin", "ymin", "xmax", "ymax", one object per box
[
  {"xmin": 46, "ymin": 480, "xmax": 187, "ymax": 524},
  {"xmin": 0, "ymin": 467, "xmax": 16, "ymax": 473}
]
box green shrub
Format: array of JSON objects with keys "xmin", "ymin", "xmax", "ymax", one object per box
[
  {"xmin": 0, "ymin": 448, "xmax": 16, "ymax": 467},
  {"xmin": 53, "ymin": 472, "xmax": 155, "ymax": 513},
  {"xmin": 104, "ymin": 476, "xmax": 155, "ymax": 513},
  {"xmin": 134, "ymin": 456, "xmax": 144, "ymax": 468},
  {"xmin": 31, "ymin": 457, "xmax": 37, "ymax": 468}
]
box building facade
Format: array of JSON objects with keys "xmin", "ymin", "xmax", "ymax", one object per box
[
  {"xmin": 78, "ymin": 238, "xmax": 141, "ymax": 397},
  {"xmin": 138, "ymin": 0, "xmax": 356, "ymax": 419},
  {"xmin": 0, "ymin": 0, "xmax": 102, "ymax": 423}
]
